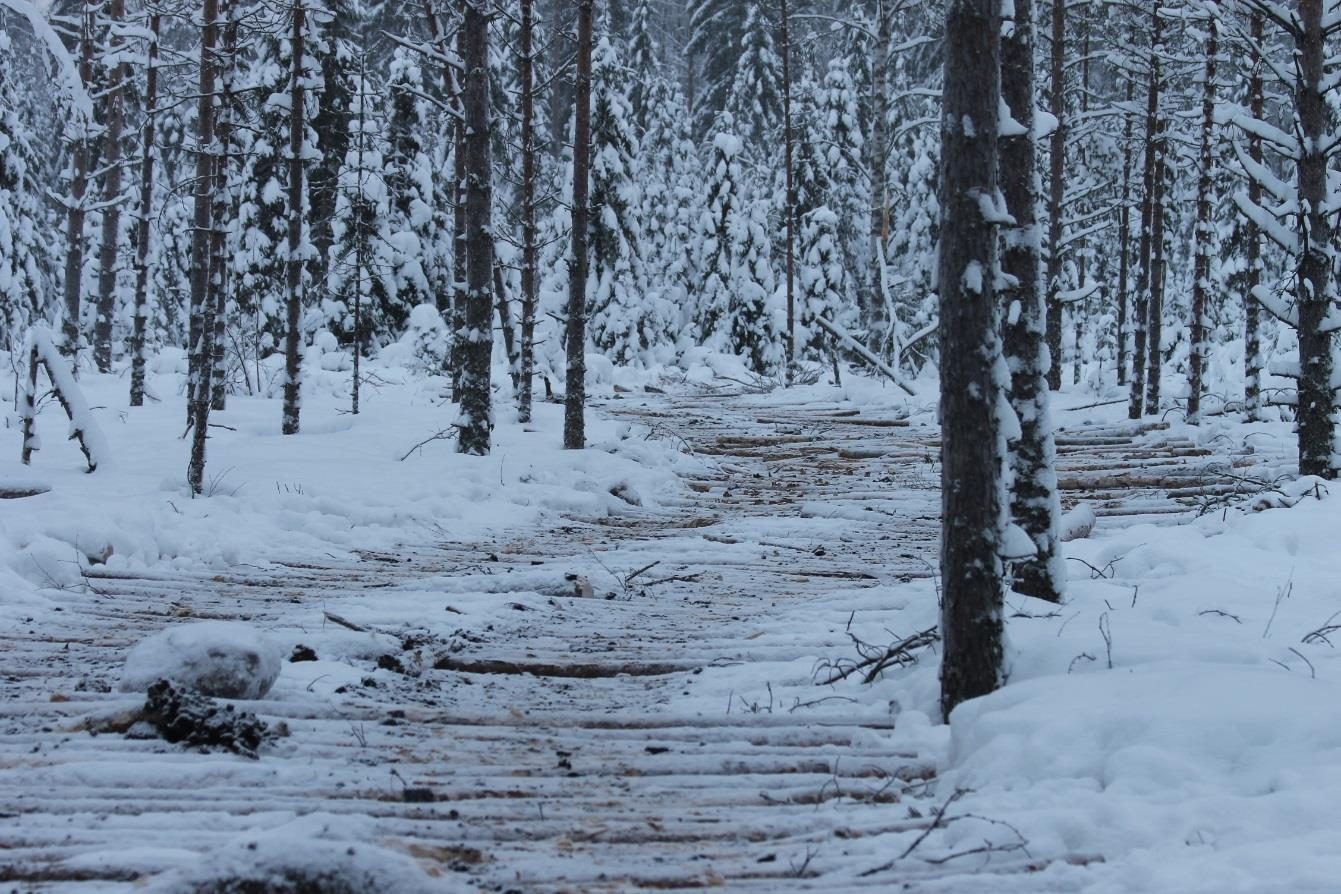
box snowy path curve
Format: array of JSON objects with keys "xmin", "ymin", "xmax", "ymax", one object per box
[{"xmin": 0, "ymin": 387, "xmax": 1291, "ymax": 891}]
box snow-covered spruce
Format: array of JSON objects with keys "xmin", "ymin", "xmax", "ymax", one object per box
[{"xmin": 119, "ymin": 621, "xmax": 282, "ymax": 700}]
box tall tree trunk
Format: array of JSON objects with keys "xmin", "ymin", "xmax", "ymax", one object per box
[
  {"xmin": 459, "ymin": 0, "xmax": 494, "ymax": 456},
  {"xmin": 281, "ymin": 0, "xmax": 307, "ymax": 436},
  {"xmin": 129, "ymin": 11, "xmax": 161, "ymax": 408},
  {"xmin": 1116, "ymin": 77, "xmax": 1133, "ymax": 387},
  {"xmin": 865, "ymin": 0, "xmax": 893, "ymax": 349},
  {"xmin": 1043, "ymin": 0, "xmax": 1065, "ymax": 391},
  {"xmin": 1244, "ymin": 10, "xmax": 1263, "ymax": 421},
  {"xmin": 938, "ymin": 0, "xmax": 1006, "ymax": 719},
  {"xmin": 1187, "ymin": 4, "xmax": 1217, "ymax": 424},
  {"xmin": 94, "ymin": 0, "xmax": 127, "ymax": 373},
  {"xmin": 780, "ymin": 0, "xmax": 796, "ymax": 384},
  {"xmin": 452, "ymin": 1, "xmax": 469, "ymax": 400},
  {"xmin": 187, "ymin": 0, "xmax": 220, "ymax": 495},
  {"xmin": 61, "ymin": 0, "xmax": 96, "ymax": 360},
  {"xmin": 209, "ymin": 0, "xmax": 237, "ymax": 411},
  {"xmin": 1144, "ymin": 127, "xmax": 1169, "ymax": 415},
  {"xmin": 564, "ymin": 0, "xmax": 593, "ymax": 450},
  {"xmin": 1129, "ymin": 6, "xmax": 1161, "ymax": 420},
  {"xmin": 1000, "ymin": 0, "xmax": 1062, "ymax": 604},
  {"xmin": 518, "ymin": 0, "xmax": 538, "ymax": 423},
  {"xmin": 1295, "ymin": 0, "xmax": 1334, "ymax": 477}
]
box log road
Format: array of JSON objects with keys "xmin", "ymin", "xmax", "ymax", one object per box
[{"xmin": 0, "ymin": 386, "xmax": 1292, "ymax": 891}]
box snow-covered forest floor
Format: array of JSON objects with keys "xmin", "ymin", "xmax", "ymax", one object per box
[{"xmin": 2, "ymin": 356, "xmax": 1338, "ymax": 892}]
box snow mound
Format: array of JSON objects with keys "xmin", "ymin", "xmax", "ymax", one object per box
[
  {"xmin": 142, "ymin": 835, "xmax": 442, "ymax": 894},
  {"xmin": 119, "ymin": 621, "xmax": 282, "ymax": 700}
]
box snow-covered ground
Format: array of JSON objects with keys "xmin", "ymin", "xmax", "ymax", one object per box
[{"xmin": 3, "ymin": 347, "xmax": 1337, "ymax": 890}]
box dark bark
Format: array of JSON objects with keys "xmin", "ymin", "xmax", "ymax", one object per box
[
  {"xmin": 1000, "ymin": 0, "xmax": 1062, "ymax": 604},
  {"xmin": 94, "ymin": 0, "xmax": 127, "ymax": 373},
  {"xmin": 564, "ymin": 0, "xmax": 593, "ymax": 451},
  {"xmin": 518, "ymin": 0, "xmax": 538, "ymax": 423},
  {"xmin": 281, "ymin": 0, "xmax": 307, "ymax": 436},
  {"xmin": 865, "ymin": 0, "xmax": 893, "ymax": 349},
  {"xmin": 129, "ymin": 12, "xmax": 161, "ymax": 408},
  {"xmin": 187, "ymin": 0, "xmax": 220, "ymax": 496},
  {"xmin": 780, "ymin": 0, "xmax": 796, "ymax": 383},
  {"xmin": 1043, "ymin": 0, "xmax": 1065, "ymax": 391},
  {"xmin": 1116, "ymin": 77, "xmax": 1133, "ymax": 387},
  {"xmin": 1144, "ymin": 126, "xmax": 1168, "ymax": 416},
  {"xmin": 209, "ymin": 1, "xmax": 237, "ymax": 412},
  {"xmin": 61, "ymin": 0, "xmax": 96, "ymax": 360},
  {"xmin": 452, "ymin": 1, "xmax": 469, "ymax": 400},
  {"xmin": 1296, "ymin": 0, "xmax": 1334, "ymax": 477},
  {"xmin": 1244, "ymin": 11, "xmax": 1263, "ymax": 420},
  {"xmin": 458, "ymin": 0, "xmax": 494, "ymax": 456},
  {"xmin": 1129, "ymin": 6, "xmax": 1161, "ymax": 420},
  {"xmin": 938, "ymin": 0, "xmax": 1005, "ymax": 719},
  {"xmin": 1187, "ymin": 7, "xmax": 1217, "ymax": 424}
]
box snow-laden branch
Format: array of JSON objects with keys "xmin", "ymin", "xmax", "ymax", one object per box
[{"xmin": 0, "ymin": 0, "xmax": 93, "ymax": 122}]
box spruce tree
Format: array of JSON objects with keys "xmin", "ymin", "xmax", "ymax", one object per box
[{"xmin": 694, "ymin": 118, "xmax": 744, "ymax": 347}]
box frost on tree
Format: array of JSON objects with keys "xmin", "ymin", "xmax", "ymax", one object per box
[
  {"xmin": 937, "ymin": 0, "xmax": 1008, "ymax": 719},
  {"xmin": 999, "ymin": 0, "xmax": 1064, "ymax": 604},
  {"xmin": 693, "ymin": 121, "xmax": 745, "ymax": 348},
  {"xmin": 798, "ymin": 206, "xmax": 852, "ymax": 362},
  {"xmin": 587, "ymin": 36, "xmax": 655, "ymax": 366},
  {"xmin": 723, "ymin": 0, "xmax": 783, "ymax": 159}
]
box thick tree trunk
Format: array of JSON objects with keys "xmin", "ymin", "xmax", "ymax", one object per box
[
  {"xmin": 780, "ymin": 0, "xmax": 796, "ymax": 384},
  {"xmin": 938, "ymin": 0, "xmax": 1006, "ymax": 719},
  {"xmin": 518, "ymin": 0, "xmax": 538, "ymax": 423},
  {"xmin": 1144, "ymin": 133, "xmax": 1168, "ymax": 416},
  {"xmin": 1296, "ymin": 0, "xmax": 1335, "ymax": 477},
  {"xmin": 94, "ymin": 0, "xmax": 127, "ymax": 373},
  {"xmin": 129, "ymin": 12, "xmax": 161, "ymax": 407},
  {"xmin": 865, "ymin": 0, "xmax": 892, "ymax": 349},
  {"xmin": 458, "ymin": 0, "xmax": 494, "ymax": 456},
  {"xmin": 564, "ymin": 0, "xmax": 593, "ymax": 450},
  {"xmin": 1244, "ymin": 11, "xmax": 1263, "ymax": 421},
  {"xmin": 61, "ymin": 0, "xmax": 96, "ymax": 360},
  {"xmin": 1043, "ymin": 0, "xmax": 1065, "ymax": 391},
  {"xmin": 281, "ymin": 0, "xmax": 306, "ymax": 436},
  {"xmin": 1129, "ymin": 7, "xmax": 1161, "ymax": 420},
  {"xmin": 187, "ymin": 0, "xmax": 220, "ymax": 495},
  {"xmin": 1000, "ymin": 0, "xmax": 1062, "ymax": 604},
  {"xmin": 1187, "ymin": 7, "xmax": 1217, "ymax": 424}
]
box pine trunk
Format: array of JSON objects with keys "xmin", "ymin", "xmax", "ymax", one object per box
[
  {"xmin": 1000, "ymin": 0, "xmax": 1062, "ymax": 604},
  {"xmin": 564, "ymin": 0, "xmax": 594, "ymax": 450},
  {"xmin": 1129, "ymin": 7, "xmax": 1161, "ymax": 420},
  {"xmin": 209, "ymin": 2, "xmax": 237, "ymax": 412},
  {"xmin": 938, "ymin": 0, "xmax": 1006, "ymax": 719},
  {"xmin": 281, "ymin": 0, "xmax": 306, "ymax": 436},
  {"xmin": 1116, "ymin": 77, "xmax": 1133, "ymax": 388},
  {"xmin": 458, "ymin": 0, "xmax": 494, "ymax": 456},
  {"xmin": 1187, "ymin": 8, "xmax": 1217, "ymax": 424},
  {"xmin": 1244, "ymin": 11, "xmax": 1263, "ymax": 420},
  {"xmin": 780, "ymin": 0, "xmax": 796, "ymax": 383},
  {"xmin": 94, "ymin": 0, "xmax": 127, "ymax": 373},
  {"xmin": 1296, "ymin": 0, "xmax": 1335, "ymax": 478},
  {"xmin": 129, "ymin": 12, "xmax": 161, "ymax": 408},
  {"xmin": 61, "ymin": 0, "xmax": 96, "ymax": 360},
  {"xmin": 451, "ymin": 2, "xmax": 469, "ymax": 400},
  {"xmin": 1043, "ymin": 0, "xmax": 1065, "ymax": 392},
  {"xmin": 187, "ymin": 0, "xmax": 220, "ymax": 495},
  {"xmin": 518, "ymin": 0, "xmax": 538, "ymax": 423}
]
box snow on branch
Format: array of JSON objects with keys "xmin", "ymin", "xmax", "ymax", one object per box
[
  {"xmin": 20, "ymin": 325, "xmax": 110, "ymax": 472},
  {"xmin": 0, "ymin": 0, "xmax": 94, "ymax": 122},
  {"xmin": 1233, "ymin": 191, "xmax": 1299, "ymax": 254}
]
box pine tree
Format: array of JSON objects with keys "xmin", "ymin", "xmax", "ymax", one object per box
[
  {"xmin": 0, "ymin": 30, "xmax": 55, "ymax": 351},
  {"xmin": 694, "ymin": 118, "xmax": 745, "ymax": 347},
  {"xmin": 724, "ymin": 0, "xmax": 784, "ymax": 156},
  {"xmin": 384, "ymin": 48, "xmax": 440, "ymax": 325},
  {"xmin": 588, "ymin": 36, "xmax": 651, "ymax": 365},
  {"xmin": 565, "ymin": 0, "xmax": 594, "ymax": 450},
  {"xmin": 729, "ymin": 192, "xmax": 781, "ymax": 375},
  {"xmin": 459, "ymin": 0, "xmax": 494, "ymax": 455},
  {"xmin": 938, "ymin": 0, "xmax": 1007, "ymax": 719},
  {"xmin": 797, "ymin": 206, "xmax": 850, "ymax": 359}
]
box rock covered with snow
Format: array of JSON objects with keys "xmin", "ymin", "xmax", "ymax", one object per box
[
  {"xmin": 119, "ymin": 621, "xmax": 282, "ymax": 700},
  {"xmin": 142, "ymin": 835, "xmax": 444, "ymax": 894}
]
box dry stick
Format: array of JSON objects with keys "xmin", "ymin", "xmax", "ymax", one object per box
[{"xmin": 861, "ymin": 789, "xmax": 969, "ymax": 876}]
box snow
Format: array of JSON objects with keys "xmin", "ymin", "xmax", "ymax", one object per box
[
  {"xmin": 118, "ymin": 621, "xmax": 283, "ymax": 700},
  {"xmin": 140, "ymin": 814, "xmax": 446, "ymax": 893}
]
